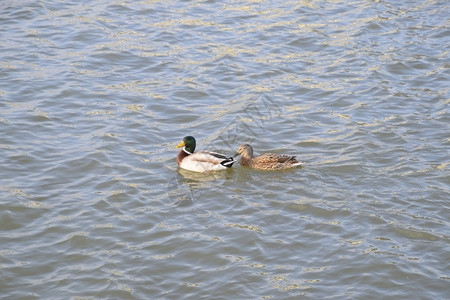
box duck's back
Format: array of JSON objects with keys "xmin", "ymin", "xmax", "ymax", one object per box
[
  {"xmin": 254, "ymin": 153, "xmax": 297, "ymax": 164},
  {"xmin": 241, "ymin": 153, "xmax": 299, "ymax": 170}
]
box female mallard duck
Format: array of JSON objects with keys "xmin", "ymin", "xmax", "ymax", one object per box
[
  {"xmin": 176, "ymin": 136, "xmax": 235, "ymax": 172},
  {"xmin": 234, "ymin": 144, "xmax": 303, "ymax": 170}
]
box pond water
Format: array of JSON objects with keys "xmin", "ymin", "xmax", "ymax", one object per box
[{"xmin": 1, "ymin": 0, "xmax": 449, "ymax": 299}]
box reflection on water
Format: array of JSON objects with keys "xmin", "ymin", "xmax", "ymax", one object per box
[
  {"xmin": 1, "ymin": 0, "xmax": 449, "ymax": 299},
  {"xmin": 168, "ymin": 168, "xmax": 236, "ymax": 207}
]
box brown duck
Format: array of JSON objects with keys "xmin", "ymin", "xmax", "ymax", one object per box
[{"xmin": 234, "ymin": 144, "xmax": 303, "ymax": 170}]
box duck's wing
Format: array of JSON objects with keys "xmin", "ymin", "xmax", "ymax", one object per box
[
  {"xmin": 255, "ymin": 153, "xmax": 297, "ymax": 163},
  {"xmin": 202, "ymin": 151, "xmax": 235, "ymax": 167},
  {"xmin": 185, "ymin": 150, "xmax": 235, "ymax": 168}
]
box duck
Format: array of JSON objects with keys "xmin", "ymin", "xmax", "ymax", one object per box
[
  {"xmin": 176, "ymin": 136, "xmax": 235, "ymax": 172},
  {"xmin": 234, "ymin": 144, "xmax": 303, "ymax": 170}
]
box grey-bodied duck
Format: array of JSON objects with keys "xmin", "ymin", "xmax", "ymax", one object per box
[{"xmin": 176, "ymin": 136, "xmax": 235, "ymax": 173}]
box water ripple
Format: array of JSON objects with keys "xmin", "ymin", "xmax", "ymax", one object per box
[{"xmin": 1, "ymin": 0, "xmax": 449, "ymax": 298}]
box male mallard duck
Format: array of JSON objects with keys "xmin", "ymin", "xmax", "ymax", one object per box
[
  {"xmin": 176, "ymin": 136, "xmax": 235, "ymax": 173},
  {"xmin": 234, "ymin": 144, "xmax": 303, "ymax": 170}
]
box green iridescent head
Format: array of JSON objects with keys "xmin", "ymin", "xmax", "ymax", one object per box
[{"xmin": 176, "ymin": 136, "xmax": 196, "ymax": 153}]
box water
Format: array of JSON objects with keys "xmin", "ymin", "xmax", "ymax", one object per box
[{"xmin": 1, "ymin": 0, "xmax": 449, "ymax": 299}]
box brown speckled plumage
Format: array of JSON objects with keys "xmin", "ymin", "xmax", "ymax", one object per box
[{"xmin": 235, "ymin": 144, "xmax": 303, "ymax": 170}]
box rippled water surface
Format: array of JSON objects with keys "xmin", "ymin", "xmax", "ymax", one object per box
[{"xmin": 1, "ymin": 0, "xmax": 449, "ymax": 299}]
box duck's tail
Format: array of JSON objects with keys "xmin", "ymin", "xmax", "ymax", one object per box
[
  {"xmin": 220, "ymin": 157, "xmax": 235, "ymax": 168},
  {"xmin": 284, "ymin": 156, "xmax": 304, "ymax": 168},
  {"xmin": 290, "ymin": 162, "xmax": 304, "ymax": 167}
]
